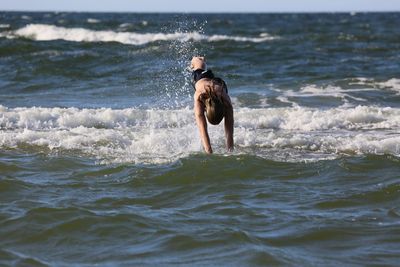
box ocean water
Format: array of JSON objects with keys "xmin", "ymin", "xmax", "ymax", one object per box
[{"xmin": 0, "ymin": 11, "xmax": 400, "ymax": 266}]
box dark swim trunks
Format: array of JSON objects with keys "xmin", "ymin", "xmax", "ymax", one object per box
[
  {"xmin": 192, "ymin": 69, "xmax": 215, "ymax": 86},
  {"xmin": 192, "ymin": 69, "xmax": 228, "ymax": 93}
]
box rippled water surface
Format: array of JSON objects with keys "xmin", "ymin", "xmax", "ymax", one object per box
[{"xmin": 1, "ymin": 12, "xmax": 400, "ymax": 266}]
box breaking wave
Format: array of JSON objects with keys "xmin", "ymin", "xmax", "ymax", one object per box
[
  {"xmin": 350, "ymin": 78, "xmax": 400, "ymax": 95},
  {"xmin": 1, "ymin": 105, "xmax": 399, "ymax": 164},
  {"xmin": 9, "ymin": 24, "xmax": 277, "ymax": 45}
]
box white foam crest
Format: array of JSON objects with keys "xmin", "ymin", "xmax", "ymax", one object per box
[
  {"xmin": 3, "ymin": 105, "xmax": 398, "ymax": 132},
  {"xmin": 351, "ymin": 78, "xmax": 400, "ymax": 94},
  {"xmin": 300, "ymin": 85, "xmax": 373, "ymax": 95},
  {"xmin": 0, "ymin": 24, "xmax": 10, "ymax": 29},
  {"xmin": 87, "ymin": 18, "xmax": 100, "ymax": 24},
  {"xmin": 236, "ymin": 105, "xmax": 400, "ymax": 131},
  {"xmin": 234, "ymin": 128, "xmax": 400, "ymax": 159},
  {"xmin": 1, "ymin": 105, "xmax": 400, "ymax": 164},
  {"xmin": 285, "ymin": 85, "xmax": 372, "ymax": 102},
  {"xmin": 0, "ymin": 106, "xmax": 194, "ymax": 130},
  {"xmin": 0, "ymin": 106, "xmax": 199, "ymax": 164},
  {"xmin": 377, "ymin": 78, "xmax": 400, "ymax": 93},
  {"xmin": 12, "ymin": 24, "xmax": 277, "ymax": 45},
  {"xmin": 119, "ymin": 23, "xmax": 132, "ymax": 28}
]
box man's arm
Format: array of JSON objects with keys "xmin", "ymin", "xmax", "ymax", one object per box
[
  {"xmin": 194, "ymin": 94, "xmax": 212, "ymax": 154},
  {"xmin": 223, "ymin": 96, "xmax": 234, "ymax": 151}
]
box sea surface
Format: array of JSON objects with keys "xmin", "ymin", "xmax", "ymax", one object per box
[{"xmin": 0, "ymin": 12, "xmax": 400, "ymax": 266}]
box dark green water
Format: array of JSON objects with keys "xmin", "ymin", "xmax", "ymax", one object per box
[
  {"xmin": 1, "ymin": 153, "xmax": 399, "ymax": 266},
  {"xmin": 1, "ymin": 12, "xmax": 400, "ymax": 266}
]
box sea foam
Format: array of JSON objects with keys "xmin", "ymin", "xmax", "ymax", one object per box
[
  {"xmin": 351, "ymin": 78, "xmax": 400, "ymax": 95},
  {"xmin": 1, "ymin": 105, "xmax": 399, "ymax": 164},
  {"xmin": 12, "ymin": 24, "xmax": 277, "ymax": 45}
]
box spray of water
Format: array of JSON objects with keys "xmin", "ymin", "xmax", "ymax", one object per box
[{"xmin": 161, "ymin": 16, "xmax": 208, "ymax": 108}]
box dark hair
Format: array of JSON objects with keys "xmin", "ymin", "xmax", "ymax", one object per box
[{"xmin": 204, "ymin": 85, "xmax": 225, "ymax": 125}]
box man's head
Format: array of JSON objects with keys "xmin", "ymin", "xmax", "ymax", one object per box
[
  {"xmin": 205, "ymin": 95, "xmax": 224, "ymax": 125},
  {"xmin": 190, "ymin": 56, "xmax": 206, "ymax": 71}
]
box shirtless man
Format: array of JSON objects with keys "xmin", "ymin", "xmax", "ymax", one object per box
[{"xmin": 190, "ymin": 56, "xmax": 234, "ymax": 154}]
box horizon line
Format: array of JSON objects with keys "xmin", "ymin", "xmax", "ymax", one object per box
[{"xmin": 1, "ymin": 9, "xmax": 400, "ymax": 14}]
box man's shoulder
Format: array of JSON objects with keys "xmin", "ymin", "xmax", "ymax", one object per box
[{"xmin": 194, "ymin": 80, "xmax": 209, "ymax": 92}]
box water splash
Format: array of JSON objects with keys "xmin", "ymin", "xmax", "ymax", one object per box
[{"xmin": 160, "ymin": 16, "xmax": 207, "ymax": 108}]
